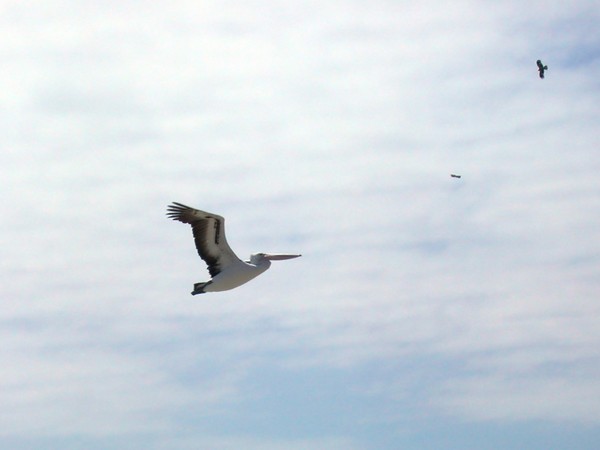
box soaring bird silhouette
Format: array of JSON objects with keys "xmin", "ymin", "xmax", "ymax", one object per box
[
  {"xmin": 167, "ymin": 202, "xmax": 301, "ymax": 294},
  {"xmin": 450, "ymin": 174, "xmax": 462, "ymax": 179},
  {"xmin": 536, "ymin": 60, "xmax": 548, "ymax": 79}
]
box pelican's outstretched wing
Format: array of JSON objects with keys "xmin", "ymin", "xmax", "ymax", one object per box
[{"xmin": 167, "ymin": 202, "xmax": 242, "ymax": 277}]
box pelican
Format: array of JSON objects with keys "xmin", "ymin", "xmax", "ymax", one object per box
[
  {"xmin": 450, "ymin": 174, "xmax": 462, "ymax": 178},
  {"xmin": 167, "ymin": 202, "xmax": 301, "ymax": 294},
  {"xmin": 536, "ymin": 59, "xmax": 548, "ymax": 79}
]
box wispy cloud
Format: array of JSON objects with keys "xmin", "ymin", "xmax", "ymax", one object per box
[{"xmin": 1, "ymin": 0, "xmax": 600, "ymax": 448}]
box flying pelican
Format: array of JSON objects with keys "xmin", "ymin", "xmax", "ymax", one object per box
[
  {"xmin": 167, "ymin": 202, "xmax": 301, "ymax": 295},
  {"xmin": 536, "ymin": 59, "xmax": 548, "ymax": 79},
  {"xmin": 450, "ymin": 174, "xmax": 462, "ymax": 178}
]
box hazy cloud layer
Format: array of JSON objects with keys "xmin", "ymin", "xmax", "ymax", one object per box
[{"xmin": 2, "ymin": 1, "xmax": 599, "ymax": 449}]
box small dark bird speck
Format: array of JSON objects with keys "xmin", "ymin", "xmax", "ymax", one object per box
[{"xmin": 537, "ymin": 60, "xmax": 548, "ymax": 79}]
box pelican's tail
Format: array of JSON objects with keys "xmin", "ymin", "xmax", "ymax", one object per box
[{"xmin": 191, "ymin": 281, "xmax": 211, "ymax": 295}]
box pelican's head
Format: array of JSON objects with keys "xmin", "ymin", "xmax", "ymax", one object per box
[{"xmin": 249, "ymin": 253, "xmax": 301, "ymax": 265}]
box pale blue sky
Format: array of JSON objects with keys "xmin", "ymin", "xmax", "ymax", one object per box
[{"xmin": 1, "ymin": 1, "xmax": 599, "ymax": 449}]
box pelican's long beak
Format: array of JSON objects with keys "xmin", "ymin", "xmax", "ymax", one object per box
[{"xmin": 264, "ymin": 253, "xmax": 302, "ymax": 261}]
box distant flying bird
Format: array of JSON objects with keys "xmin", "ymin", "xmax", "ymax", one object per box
[
  {"xmin": 167, "ymin": 202, "xmax": 301, "ymax": 294},
  {"xmin": 450, "ymin": 174, "xmax": 462, "ymax": 178},
  {"xmin": 536, "ymin": 60, "xmax": 548, "ymax": 79}
]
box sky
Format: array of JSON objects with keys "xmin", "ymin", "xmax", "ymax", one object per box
[{"xmin": 2, "ymin": 0, "xmax": 600, "ymax": 449}]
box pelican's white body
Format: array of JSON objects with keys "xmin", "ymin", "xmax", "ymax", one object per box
[{"xmin": 202, "ymin": 255, "xmax": 271, "ymax": 292}]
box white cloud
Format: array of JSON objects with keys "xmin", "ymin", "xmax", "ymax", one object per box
[
  {"xmin": 1, "ymin": 0, "xmax": 600, "ymax": 447},
  {"xmin": 436, "ymin": 375, "xmax": 600, "ymax": 423}
]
